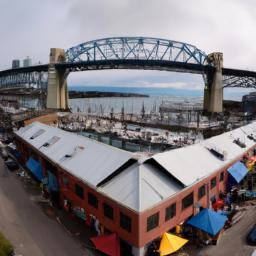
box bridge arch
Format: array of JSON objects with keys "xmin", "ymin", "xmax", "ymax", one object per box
[{"xmin": 64, "ymin": 37, "xmax": 207, "ymax": 65}]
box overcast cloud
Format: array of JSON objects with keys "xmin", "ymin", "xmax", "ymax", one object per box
[{"xmin": 0, "ymin": 0, "xmax": 256, "ymax": 91}]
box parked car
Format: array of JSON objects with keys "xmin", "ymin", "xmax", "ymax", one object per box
[
  {"xmin": 247, "ymin": 225, "xmax": 256, "ymax": 245},
  {"xmin": 5, "ymin": 159, "xmax": 19, "ymax": 171}
]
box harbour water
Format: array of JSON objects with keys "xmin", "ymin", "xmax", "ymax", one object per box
[
  {"xmin": 69, "ymin": 95, "xmax": 202, "ymax": 115},
  {"xmin": 68, "ymin": 86, "xmax": 245, "ymax": 115}
]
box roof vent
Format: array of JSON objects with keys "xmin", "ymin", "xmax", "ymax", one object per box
[
  {"xmin": 247, "ymin": 134, "xmax": 256, "ymax": 142},
  {"xmin": 207, "ymin": 147, "xmax": 227, "ymax": 161},
  {"xmin": 233, "ymin": 138, "xmax": 246, "ymax": 148}
]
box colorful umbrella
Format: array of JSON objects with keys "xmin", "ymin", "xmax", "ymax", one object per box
[
  {"xmin": 186, "ymin": 208, "xmax": 227, "ymax": 237},
  {"xmin": 90, "ymin": 233, "xmax": 120, "ymax": 256},
  {"xmin": 158, "ymin": 232, "xmax": 188, "ymax": 256}
]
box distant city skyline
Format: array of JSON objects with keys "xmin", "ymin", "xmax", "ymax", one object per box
[{"xmin": 1, "ymin": 0, "xmax": 256, "ymax": 93}]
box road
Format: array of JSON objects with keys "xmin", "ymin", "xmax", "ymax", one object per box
[
  {"xmin": 0, "ymin": 158, "xmax": 86, "ymax": 256},
  {"xmin": 196, "ymin": 205, "xmax": 256, "ymax": 256}
]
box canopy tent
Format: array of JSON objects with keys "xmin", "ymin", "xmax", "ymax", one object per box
[
  {"xmin": 90, "ymin": 233, "xmax": 120, "ymax": 256},
  {"xmin": 26, "ymin": 157, "xmax": 43, "ymax": 181},
  {"xmin": 186, "ymin": 208, "xmax": 227, "ymax": 237},
  {"xmin": 227, "ymin": 161, "xmax": 248, "ymax": 184},
  {"xmin": 158, "ymin": 233, "xmax": 188, "ymax": 256}
]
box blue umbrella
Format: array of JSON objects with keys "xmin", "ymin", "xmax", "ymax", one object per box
[
  {"xmin": 186, "ymin": 209, "xmax": 228, "ymax": 237},
  {"xmin": 227, "ymin": 161, "xmax": 248, "ymax": 183}
]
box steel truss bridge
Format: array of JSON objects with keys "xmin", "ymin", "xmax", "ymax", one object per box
[{"xmin": 0, "ymin": 37, "xmax": 256, "ymax": 90}]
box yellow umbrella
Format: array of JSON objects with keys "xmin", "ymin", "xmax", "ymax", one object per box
[{"xmin": 158, "ymin": 233, "xmax": 188, "ymax": 256}]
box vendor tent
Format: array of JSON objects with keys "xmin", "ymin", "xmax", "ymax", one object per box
[
  {"xmin": 227, "ymin": 161, "xmax": 248, "ymax": 183},
  {"xmin": 90, "ymin": 233, "xmax": 120, "ymax": 256},
  {"xmin": 186, "ymin": 208, "xmax": 227, "ymax": 237},
  {"xmin": 26, "ymin": 157, "xmax": 43, "ymax": 181},
  {"xmin": 158, "ymin": 233, "xmax": 188, "ymax": 256}
]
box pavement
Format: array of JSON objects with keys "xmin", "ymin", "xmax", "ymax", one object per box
[{"xmin": 0, "ymin": 158, "xmax": 87, "ymax": 256}]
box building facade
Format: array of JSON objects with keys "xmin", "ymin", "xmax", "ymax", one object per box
[{"xmin": 12, "ymin": 59, "xmax": 20, "ymax": 69}]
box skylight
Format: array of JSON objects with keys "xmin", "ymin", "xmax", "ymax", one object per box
[
  {"xmin": 30, "ymin": 129, "xmax": 45, "ymax": 140},
  {"xmin": 60, "ymin": 146, "xmax": 84, "ymax": 162},
  {"xmin": 40, "ymin": 136, "xmax": 60, "ymax": 148}
]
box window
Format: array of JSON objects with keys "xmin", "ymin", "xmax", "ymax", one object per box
[
  {"xmin": 120, "ymin": 212, "xmax": 132, "ymax": 232},
  {"xmin": 198, "ymin": 185, "xmax": 206, "ymax": 200},
  {"xmin": 75, "ymin": 184, "xmax": 84, "ymax": 199},
  {"xmin": 211, "ymin": 177, "xmax": 217, "ymax": 189},
  {"xmin": 165, "ymin": 203, "xmax": 176, "ymax": 221},
  {"xmin": 103, "ymin": 203, "xmax": 114, "ymax": 220},
  {"xmin": 63, "ymin": 176, "xmax": 69, "ymax": 188},
  {"xmin": 45, "ymin": 160, "xmax": 57, "ymax": 173},
  {"xmin": 30, "ymin": 152, "xmax": 39, "ymax": 161},
  {"xmin": 182, "ymin": 192, "xmax": 194, "ymax": 210},
  {"xmin": 220, "ymin": 172, "xmax": 224, "ymax": 182},
  {"xmin": 88, "ymin": 192, "xmax": 98, "ymax": 209},
  {"xmin": 147, "ymin": 212, "xmax": 159, "ymax": 231}
]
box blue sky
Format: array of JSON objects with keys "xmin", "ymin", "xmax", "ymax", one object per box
[{"xmin": 0, "ymin": 0, "xmax": 256, "ymax": 96}]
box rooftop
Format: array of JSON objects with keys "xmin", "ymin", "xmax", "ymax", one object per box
[{"xmin": 15, "ymin": 121, "xmax": 256, "ymax": 212}]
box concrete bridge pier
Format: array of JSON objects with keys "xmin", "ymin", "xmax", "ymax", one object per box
[
  {"xmin": 46, "ymin": 48, "xmax": 69, "ymax": 110},
  {"xmin": 204, "ymin": 52, "xmax": 223, "ymax": 113}
]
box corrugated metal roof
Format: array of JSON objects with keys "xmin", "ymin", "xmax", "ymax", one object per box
[
  {"xmin": 99, "ymin": 162, "xmax": 182, "ymax": 212},
  {"xmin": 15, "ymin": 122, "xmax": 134, "ymax": 186},
  {"xmin": 153, "ymin": 122, "xmax": 256, "ymax": 187}
]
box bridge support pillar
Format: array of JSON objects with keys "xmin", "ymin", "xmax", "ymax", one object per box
[
  {"xmin": 204, "ymin": 52, "xmax": 223, "ymax": 113},
  {"xmin": 46, "ymin": 48, "xmax": 68, "ymax": 110}
]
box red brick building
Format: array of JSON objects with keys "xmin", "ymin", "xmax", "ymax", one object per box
[{"xmin": 14, "ymin": 121, "xmax": 256, "ymax": 255}]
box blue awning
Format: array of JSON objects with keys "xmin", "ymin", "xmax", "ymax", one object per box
[
  {"xmin": 186, "ymin": 209, "xmax": 227, "ymax": 237},
  {"xmin": 227, "ymin": 161, "xmax": 248, "ymax": 183},
  {"xmin": 47, "ymin": 171, "xmax": 59, "ymax": 192},
  {"xmin": 26, "ymin": 157, "xmax": 43, "ymax": 181}
]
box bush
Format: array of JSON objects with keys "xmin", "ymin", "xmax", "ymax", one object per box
[{"xmin": 0, "ymin": 232, "xmax": 13, "ymax": 256}]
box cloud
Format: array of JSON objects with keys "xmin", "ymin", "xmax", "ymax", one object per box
[{"xmin": 0, "ymin": 0, "xmax": 256, "ymax": 96}]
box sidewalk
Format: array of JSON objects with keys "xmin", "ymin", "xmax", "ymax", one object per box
[
  {"xmin": 0, "ymin": 159, "xmax": 86, "ymax": 256},
  {"xmin": 16, "ymin": 166, "xmax": 102, "ymax": 255}
]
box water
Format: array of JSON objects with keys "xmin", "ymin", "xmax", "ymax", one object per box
[
  {"xmin": 68, "ymin": 86, "xmax": 247, "ymax": 115},
  {"xmin": 69, "ymin": 86, "xmax": 203, "ymax": 114}
]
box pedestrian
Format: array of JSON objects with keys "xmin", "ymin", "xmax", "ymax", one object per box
[
  {"xmin": 90, "ymin": 215, "xmax": 95, "ymax": 232},
  {"xmin": 94, "ymin": 218, "xmax": 100, "ymax": 236}
]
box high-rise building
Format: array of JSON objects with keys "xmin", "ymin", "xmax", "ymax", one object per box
[
  {"xmin": 23, "ymin": 56, "xmax": 32, "ymax": 67},
  {"xmin": 12, "ymin": 59, "xmax": 20, "ymax": 69}
]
